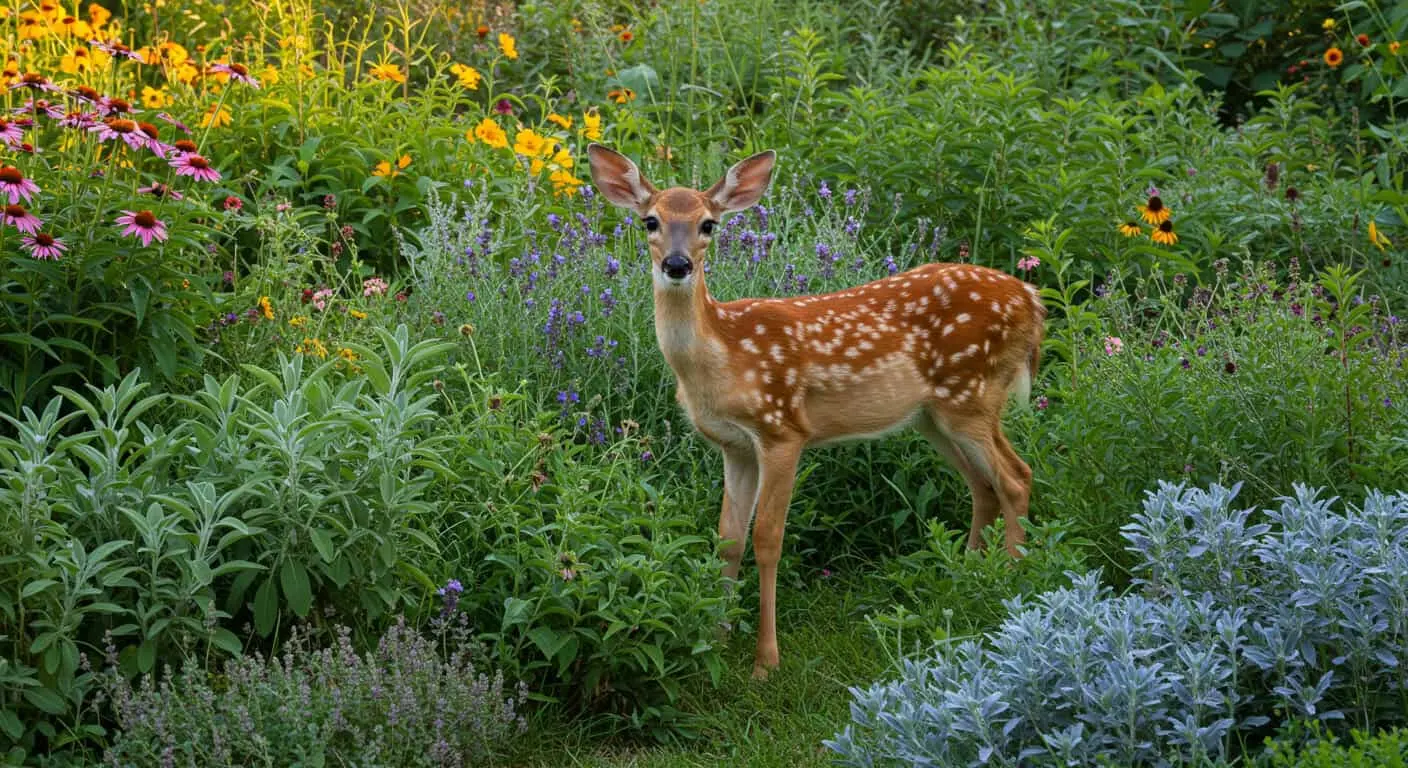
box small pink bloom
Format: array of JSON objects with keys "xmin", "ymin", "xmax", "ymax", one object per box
[
  {"xmin": 170, "ymin": 152, "xmax": 221, "ymax": 182},
  {"xmin": 3, "ymin": 204, "xmax": 42, "ymax": 234},
  {"xmin": 312, "ymin": 288, "xmax": 334, "ymax": 311},
  {"xmin": 1104, "ymin": 336, "xmax": 1124, "ymax": 355},
  {"xmin": 20, "ymin": 232, "xmax": 65, "ymax": 260},
  {"xmin": 116, "ymin": 210, "xmax": 169, "ymax": 247},
  {"xmin": 363, "ymin": 277, "xmax": 389, "ymax": 297},
  {"xmin": 560, "ymin": 568, "xmax": 576, "ymax": 581},
  {"xmin": 1017, "ymin": 256, "xmax": 1040, "ymax": 271},
  {"xmin": 0, "ymin": 166, "xmax": 40, "ymax": 204}
]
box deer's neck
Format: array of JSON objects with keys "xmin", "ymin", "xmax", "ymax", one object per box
[{"xmin": 653, "ymin": 275, "xmax": 727, "ymax": 385}]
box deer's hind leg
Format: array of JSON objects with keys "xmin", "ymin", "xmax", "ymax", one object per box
[{"xmin": 915, "ymin": 407, "xmax": 1002, "ymax": 550}]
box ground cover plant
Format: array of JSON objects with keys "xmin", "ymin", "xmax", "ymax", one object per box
[{"xmin": 0, "ymin": 0, "xmax": 1404, "ymax": 765}]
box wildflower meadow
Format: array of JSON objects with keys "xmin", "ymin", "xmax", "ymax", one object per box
[{"xmin": 1, "ymin": 0, "xmax": 1406, "ymax": 766}]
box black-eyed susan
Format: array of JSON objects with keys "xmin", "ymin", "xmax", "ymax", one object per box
[
  {"xmin": 1324, "ymin": 47, "xmax": 1344, "ymax": 67},
  {"xmin": 1118, "ymin": 221, "xmax": 1142, "ymax": 237},
  {"xmin": 1151, "ymin": 219, "xmax": 1178, "ymax": 246},
  {"xmin": 1137, "ymin": 195, "xmax": 1170, "ymax": 225}
]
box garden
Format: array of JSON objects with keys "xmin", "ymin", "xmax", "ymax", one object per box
[{"xmin": 1, "ymin": 0, "xmax": 1406, "ymax": 765}]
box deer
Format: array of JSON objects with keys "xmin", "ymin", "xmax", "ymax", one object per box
[{"xmin": 585, "ymin": 143, "xmax": 1047, "ymax": 680}]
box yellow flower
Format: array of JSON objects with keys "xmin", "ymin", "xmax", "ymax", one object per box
[
  {"xmin": 19, "ymin": 11, "xmax": 49, "ymax": 39},
  {"xmin": 349, "ymin": 309, "xmax": 368, "ymax": 320},
  {"xmin": 1322, "ymin": 17, "xmax": 1336, "ymax": 30},
  {"xmin": 513, "ymin": 128, "xmax": 548, "ymax": 158},
  {"xmin": 262, "ymin": 64, "xmax": 280, "ymax": 85},
  {"xmin": 450, "ymin": 63, "xmax": 481, "ymax": 89},
  {"xmin": 1137, "ymin": 195, "xmax": 1170, "ymax": 225},
  {"xmin": 471, "ymin": 117, "xmax": 508, "ymax": 149},
  {"xmin": 87, "ymin": 2, "xmax": 111, "ymax": 28},
  {"xmin": 280, "ymin": 34, "xmax": 308, "ymax": 50},
  {"xmin": 172, "ymin": 62, "xmax": 201, "ymax": 85},
  {"xmin": 289, "ymin": 315, "xmax": 309, "ymax": 329},
  {"xmin": 1369, "ymin": 220, "xmax": 1391, "ymax": 251},
  {"xmin": 368, "ymin": 60, "xmax": 405, "ymax": 83},
  {"xmin": 531, "ymin": 144, "xmax": 575, "ymax": 175},
  {"xmin": 141, "ymin": 85, "xmax": 171, "ymax": 109},
  {"xmin": 60, "ymin": 46, "xmax": 103, "ymax": 75},
  {"xmin": 373, "ymin": 154, "xmax": 412, "ymax": 178},
  {"xmin": 200, "ymin": 104, "xmax": 232, "ymax": 128},
  {"xmin": 1118, "ymin": 221, "xmax": 1142, "ymax": 238},
  {"xmin": 580, "ymin": 108, "xmax": 602, "ymax": 141},
  {"xmin": 160, "ymin": 41, "xmax": 189, "ymax": 66},
  {"xmin": 338, "ymin": 347, "xmax": 358, "ymax": 361},
  {"xmin": 498, "ymin": 32, "xmax": 518, "ymax": 60},
  {"xmin": 547, "ymin": 113, "xmax": 572, "ymax": 130},
  {"xmin": 1151, "ymin": 220, "xmax": 1178, "ymax": 246},
  {"xmin": 295, "ymin": 337, "xmax": 329, "ymax": 359},
  {"xmin": 1324, "ymin": 47, "xmax": 1343, "ymax": 67},
  {"xmin": 550, "ymin": 169, "xmax": 584, "ymax": 196},
  {"xmin": 1391, "ymin": 41, "xmax": 1401, "ymax": 56},
  {"xmin": 258, "ymin": 296, "xmax": 275, "ymax": 320}
]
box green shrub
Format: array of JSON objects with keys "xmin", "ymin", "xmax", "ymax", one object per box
[{"xmin": 1260, "ymin": 722, "xmax": 1408, "ymax": 767}]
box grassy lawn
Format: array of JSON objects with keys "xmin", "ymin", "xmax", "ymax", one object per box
[{"xmin": 523, "ymin": 578, "xmax": 890, "ymax": 768}]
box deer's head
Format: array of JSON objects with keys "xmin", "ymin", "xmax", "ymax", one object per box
[{"xmin": 586, "ymin": 143, "xmax": 776, "ymax": 290}]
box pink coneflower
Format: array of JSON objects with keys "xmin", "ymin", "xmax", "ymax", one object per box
[
  {"xmin": 135, "ymin": 121, "xmax": 171, "ymax": 157},
  {"xmin": 170, "ymin": 152, "xmax": 221, "ymax": 182},
  {"xmin": 97, "ymin": 97, "xmax": 131, "ymax": 116},
  {"xmin": 21, "ymin": 232, "xmax": 66, "ymax": 260},
  {"xmin": 116, "ymin": 210, "xmax": 168, "ymax": 246},
  {"xmin": 169, "ymin": 139, "xmax": 198, "ymax": 157},
  {"xmin": 0, "ymin": 166, "xmax": 39, "ymax": 204},
  {"xmin": 208, "ymin": 62, "xmax": 261, "ymax": 88},
  {"xmin": 90, "ymin": 39, "xmax": 143, "ymax": 61},
  {"xmin": 136, "ymin": 182, "xmax": 184, "ymax": 201},
  {"xmin": 90, "ymin": 117, "xmax": 146, "ymax": 150},
  {"xmin": 69, "ymin": 85, "xmax": 102, "ymax": 105},
  {"xmin": 3, "ymin": 204, "xmax": 43, "ymax": 234},
  {"xmin": 59, "ymin": 110, "xmax": 98, "ymax": 129},
  {"xmin": 10, "ymin": 73, "xmax": 60, "ymax": 93},
  {"xmin": 15, "ymin": 99, "xmax": 64, "ymax": 120},
  {"xmin": 155, "ymin": 112, "xmax": 190, "ymax": 134},
  {"xmin": 0, "ymin": 118, "xmax": 22, "ymax": 145}
]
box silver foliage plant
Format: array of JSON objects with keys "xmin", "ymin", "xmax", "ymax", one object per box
[{"xmin": 826, "ymin": 481, "xmax": 1408, "ymax": 767}]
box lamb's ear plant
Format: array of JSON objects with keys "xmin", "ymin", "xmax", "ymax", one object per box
[{"xmin": 828, "ymin": 481, "xmax": 1408, "ymax": 768}]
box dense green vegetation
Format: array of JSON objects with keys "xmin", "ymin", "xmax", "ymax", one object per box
[{"xmin": 1, "ymin": 0, "xmax": 1405, "ymax": 765}]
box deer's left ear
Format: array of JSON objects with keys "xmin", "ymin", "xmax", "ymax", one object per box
[
  {"xmin": 706, "ymin": 150, "xmax": 776, "ymax": 213},
  {"xmin": 586, "ymin": 143, "xmax": 656, "ymax": 212}
]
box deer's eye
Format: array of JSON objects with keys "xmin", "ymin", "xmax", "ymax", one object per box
[
  {"xmin": 700, "ymin": 220, "xmax": 716, "ymax": 236},
  {"xmin": 643, "ymin": 216, "xmax": 660, "ymax": 232}
]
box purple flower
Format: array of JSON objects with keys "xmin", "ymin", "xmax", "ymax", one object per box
[
  {"xmin": 818, "ymin": 180, "xmax": 831, "ymax": 199},
  {"xmin": 640, "ymin": 450, "xmax": 654, "ymax": 462},
  {"xmin": 115, "ymin": 209, "xmax": 169, "ymax": 247},
  {"xmin": 845, "ymin": 188, "xmax": 858, "ymax": 207},
  {"xmin": 466, "ymin": 290, "xmax": 476, "ymax": 303},
  {"xmin": 2, "ymin": 204, "xmax": 42, "ymax": 235},
  {"xmin": 170, "ymin": 152, "xmax": 222, "ymax": 182},
  {"xmin": 20, "ymin": 232, "xmax": 66, "ymax": 260},
  {"xmin": 0, "ymin": 165, "xmax": 39, "ymax": 204}
]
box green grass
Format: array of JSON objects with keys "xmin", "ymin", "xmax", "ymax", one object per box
[{"xmin": 519, "ymin": 576, "xmax": 891, "ymax": 768}]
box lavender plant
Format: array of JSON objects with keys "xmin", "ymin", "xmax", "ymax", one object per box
[
  {"xmin": 98, "ymin": 611, "xmax": 529, "ymax": 767},
  {"xmin": 827, "ymin": 481, "xmax": 1408, "ymax": 767}
]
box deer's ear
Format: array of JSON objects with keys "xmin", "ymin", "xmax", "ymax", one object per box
[
  {"xmin": 586, "ymin": 144, "xmax": 656, "ymax": 212},
  {"xmin": 706, "ymin": 150, "xmax": 776, "ymax": 213}
]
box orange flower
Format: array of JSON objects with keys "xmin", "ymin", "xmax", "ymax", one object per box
[
  {"xmin": 1324, "ymin": 47, "xmax": 1344, "ymax": 67},
  {"xmin": 608, "ymin": 88, "xmax": 635, "ymax": 104},
  {"xmin": 619, "ymin": 29, "xmax": 634, "ymax": 43}
]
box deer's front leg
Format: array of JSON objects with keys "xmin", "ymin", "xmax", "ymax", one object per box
[
  {"xmin": 750, "ymin": 437, "xmax": 803, "ymax": 680},
  {"xmin": 718, "ymin": 443, "xmax": 760, "ymax": 588}
]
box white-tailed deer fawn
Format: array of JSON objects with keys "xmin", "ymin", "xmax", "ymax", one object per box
[{"xmin": 586, "ymin": 144, "xmax": 1046, "ymax": 679}]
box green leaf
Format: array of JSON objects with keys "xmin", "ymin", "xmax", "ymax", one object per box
[
  {"xmin": 0, "ymin": 709, "xmax": 22, "ymax": 741},
  {"xmin": 253, "ymin": 575, "xmax": 279, "ymax": 637},
  {"xmin": 280, "ymin": 560, "xmax": 313, "ymax": 617},
  {"xmin": 137, "ymin": 639, "xmax": 156, "ymax": 673},
  {"xmin": 310, "ymin": 529, "xmax": 336, "ymax": 563},
  {"xmin": 209, "ymin": 628, "xmax": 243, "ymax": 656},
  {"xmin": 22, "ymin": 687, "xmax": 66, "ymax": 715}
]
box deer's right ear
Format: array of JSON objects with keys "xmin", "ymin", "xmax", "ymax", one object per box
[{"xmin": 586, "ymin": 144, "xmax": 655, "ymax": 212}]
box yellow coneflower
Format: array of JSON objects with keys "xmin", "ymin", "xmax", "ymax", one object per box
[
  {"xmin": 1118, "ymin": 221, "xmax": 1142, "ymax": 237},
  {"xmin": 1324, "ymin": 47, "xmax": 1344, "ymax": 67},
  {"xmin": 1137, "ymin": 195, "xmax": 1170, "ymax": 225},
  {"xmin": 1369, "ymin": 220, "xmax": 1391, "ymax": 251},
  {"xmin": 1151, "ymin": 219, "xmax": 1178, "ymax": 246}
]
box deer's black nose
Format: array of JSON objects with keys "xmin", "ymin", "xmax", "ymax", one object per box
[{"xmin": 662, "ymin": 253, "xmax": 693, "ymax": 280}]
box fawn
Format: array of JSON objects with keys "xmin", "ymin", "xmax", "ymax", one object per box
[{"xmin": 585, "ymin": 144, "xmax": 1047, "ymax": 679}]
